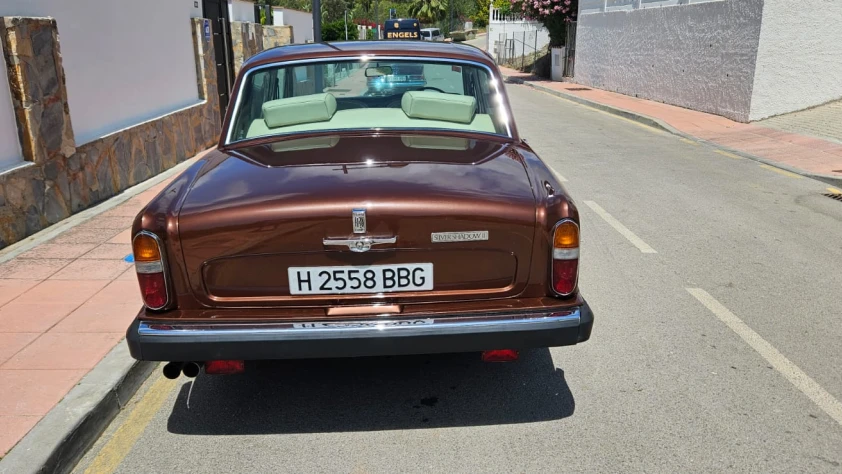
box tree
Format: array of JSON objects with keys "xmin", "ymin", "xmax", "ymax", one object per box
[
  {"xmin": 509, "ymin": 0, "xmax": 577, "ymax": 46},
  {"xmin": 408, "ymin": 0, "xmax": 447, "ymax": 23},
  {"xmin": 321, "ymin": 0, "xmax": 348, "ymax": 22},
  {"xmin": 321, "ymin": 19, "xmax": 360, "ymax": 40}
]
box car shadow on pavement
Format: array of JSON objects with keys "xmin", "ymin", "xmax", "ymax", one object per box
[{"xmin": 166, "ymin": 348, "xmax": 574, "ymax": 435}]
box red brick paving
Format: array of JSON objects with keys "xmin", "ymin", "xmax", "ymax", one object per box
[
  {"xmin": 500, "ymin": 67, "xmax": 842, "ymax": 177},
  {"xmin": 0, "ymin": 163, "xmax": 191, "ymax": 456}
]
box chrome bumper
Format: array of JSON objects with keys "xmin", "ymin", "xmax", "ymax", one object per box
[{"xmin": 126, "ymin": 303, "xmax": 593, "ymax": 361}]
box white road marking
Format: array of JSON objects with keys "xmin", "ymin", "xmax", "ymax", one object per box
[
  {"xmin": 687, "ymin": 288, "xmax": 842, "ymax": 427},
  {"xmin": 583, "ymin": 201, "xmax": 657, "ymax": 253}
]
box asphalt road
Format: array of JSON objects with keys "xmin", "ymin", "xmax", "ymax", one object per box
[{"xmin": 73, "ymin": 83, "xmax": 842, "ymax": 473}]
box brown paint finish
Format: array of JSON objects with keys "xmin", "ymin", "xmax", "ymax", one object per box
[{"xmin": 132, "ymin": 42, "xmax": 578, "ymax": 321}]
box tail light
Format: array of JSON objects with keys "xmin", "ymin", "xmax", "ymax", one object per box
[
  {"xmin": 205, "ymin": 360, "xmax": 245, "ymax": 375},
  {"xmin": 481, "ymin": 349, "xmax": 519, "ymax": 362},
  {"xmin": 132, "ymin": 232, "xmax": 169, "ymax": 310},
  {"xmin": 551, "ymin": 220, "xmax": 579, "ymax": 296}
]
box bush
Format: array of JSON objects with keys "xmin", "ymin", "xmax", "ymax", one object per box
[
  {"xmin": 366, "ymin": 28, "xmax": 377, "ymax": 40},
  {"xmin": 321, "ymin": 20, "xmax": 360, "ymax": 41}
]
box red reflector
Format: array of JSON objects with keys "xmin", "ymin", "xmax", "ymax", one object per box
[
  {"xmin": 552, "ymin": 258, "xmax": 578, "ymax": 295},
  {"xmin": 136, "ymin": 272, "xmax": 167, "ymax": 309},
  {"xmin": 481, "ymin": 349, "xmax": 519, "ymax": 362},
  {"xmin": 205, "ymin": 360, "xmax": 245, "ymax": 375}
]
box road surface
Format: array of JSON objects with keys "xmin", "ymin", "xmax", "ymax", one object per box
[{"xmin": 73, "ymin": 82, "xmax": 842, "ymax": 473}]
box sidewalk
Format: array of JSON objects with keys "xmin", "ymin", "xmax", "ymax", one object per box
[
  {"xmin": 499, "ymin": 66, "xmax": 842, "ymax": 180},
  {"xmin": 0, "ymin": 152, "xmax": 204, "ymax": 458}
]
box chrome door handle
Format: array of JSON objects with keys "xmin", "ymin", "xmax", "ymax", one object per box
[{"xmin": 323, "ymin": 236, "xmax": 397, "ymax": 253}]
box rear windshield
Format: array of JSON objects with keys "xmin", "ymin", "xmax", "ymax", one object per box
[{"xmin": 228, "ymin": 59, "xmax": 510, "ymax": 143}]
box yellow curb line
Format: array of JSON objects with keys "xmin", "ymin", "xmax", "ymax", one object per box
[
  {"xmin": 84, "ymin": 375, "xmax": 178, "ymax": 474},
  {"xmin": 758, "ymin": 164, "xmax": 802, "ymax": 179},
  {"xmin": 714, "ymin": 150, "xmax": 742, "ymax": 160},
  {"xmin": 828, "ymin": 187, "xmax": 842, "ymax": 195}
]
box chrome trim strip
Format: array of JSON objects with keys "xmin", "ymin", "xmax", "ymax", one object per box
[
  {"xmin": 131, "ymin": 231, "xmax": 170, "ymax": 311},
  {"xmin": 552, "ymin": 248, "xmax": 579, "ymax": 260},
  {"xmin": 138, "ymin": 310, "xmax": 581, "ymax": 341},
  {"xmin": 135, "ymin": 261, "xmax": 163, "ymax": 274},
  {"xmin": 225, "ymin": 55, "xmax": 512, "ymax": 145},
  {"xmin": 323, "ymin": 236, "xmax": 397, "ymax": 252}
]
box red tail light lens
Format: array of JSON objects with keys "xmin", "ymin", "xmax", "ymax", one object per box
[
  {"xmin": 481, "ymin": 349, "xmax": 519, "ymax": 362},
  {"xmin": 551, "ymin": 220, "xmax": 579, "ymax": 297},
  {"xmin": 133, "ymin": 232, "xmax": 169, "ymax": 310},
  {"xmin": 552, "ymin": 259, "xmax": 578, "ymax": 295},
  {"xmin": 136, "ymin": 272, "xmax": 167, "ymax": 309}
]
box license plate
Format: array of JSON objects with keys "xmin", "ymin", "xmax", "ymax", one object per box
[{"xmin": 288, "ymin": 263, "xmax": 434, "ymax": 295}]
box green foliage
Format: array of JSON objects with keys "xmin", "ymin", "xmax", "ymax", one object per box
[
  {"xmin": 510, "ymin": 0, "xmax": 577, "ymax": 46},
  {"xmin": 321, "ymin": 19, "xmax": 360, "ymax": 41},
  {"xmin": 408, "ymin": 0, "xmax": 447, "ymax": 23},
  {"xmin": 472, "ymin": 0, "xmax": 488, "ymax": 27},
  {"xmin": 265, "ymin": 0, "xmax": 311, "ymax": 10},
  {"xmin": 366, "ymin": 27, "xmax": 377, "ymax": 39}
]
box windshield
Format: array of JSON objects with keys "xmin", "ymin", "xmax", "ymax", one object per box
[{"xmin": 228, "ymin": 59, "xmax": 510, "ymax": 143}]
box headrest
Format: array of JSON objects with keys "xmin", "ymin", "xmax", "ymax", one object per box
[
  {"xmin": 401, "ymin": 91, "xmax": 477, "ymax": 124},
  {"xmin": 263, "ymin": 93, "xmax": 337, "ymax": 128}
]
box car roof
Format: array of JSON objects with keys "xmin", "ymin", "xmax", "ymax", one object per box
[
  {"xmin": 420, "ymin": 28, "xmax": 439, "ymax": 31},
  {"xmin": 242, "ymin": 40, "xmax": 496, "ymax": 72}
]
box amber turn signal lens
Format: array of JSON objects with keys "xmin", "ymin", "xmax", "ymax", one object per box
[
  {"xmin": 133, "ymin": 234, "xmax": 161, "ymax": 262},
  {"xmin": 553, "ymin": 221, "xmax": 579, "ymax": 249}
]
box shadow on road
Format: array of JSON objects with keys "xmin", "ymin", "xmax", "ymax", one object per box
[{"xmin": 166, "ymin": 348, "xmax": 574, "ymax": 435}]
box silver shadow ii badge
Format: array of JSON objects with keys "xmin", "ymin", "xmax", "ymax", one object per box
[
  {"xmin": 323, "ymin": 208, "xmax": 397, "ymax": 252},
  {"xmin": 352, "ymin": 209, "xmax": 366, "ymax": 234}
]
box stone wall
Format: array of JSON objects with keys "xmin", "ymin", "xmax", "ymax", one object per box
[
  {"xmin": 0, "ymin": 18, "xmax": 220, "ymax": 248},
  {"xmin": 230, "ymin": 22, "xmax": 292, "ymax": 76}
]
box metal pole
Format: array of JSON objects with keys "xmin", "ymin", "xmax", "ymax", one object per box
[
  {"xmin": 533, "ymin": 31, "xmax": 537, "ymax": 69},
  {"xmin": 313, "ymin": 0, "xmax": 321, "ymax": 42},
  {"xmin": 449, "ymin": 0, "xmax": 454, "ymax": 34},
  {"xmin": 374, "ymin": 0, "xmax": 379, "ymax": 39},
  {"xmin": 345, "ymin": 9, "xmax": 348, "ymax": 40}
]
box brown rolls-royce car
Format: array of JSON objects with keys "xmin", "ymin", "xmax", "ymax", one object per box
[{"xmin": 126, "ymin": 41, "xmax": 593, "ymax": 375}]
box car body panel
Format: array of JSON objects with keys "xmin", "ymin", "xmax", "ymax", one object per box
[{"xmin": 127, "ymin": 41, "xmax": 591, "ymax": 361}]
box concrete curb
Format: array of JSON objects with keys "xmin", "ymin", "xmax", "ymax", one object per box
[
  {"xmin": 505, "ymin": 76, "xmax": 842, "ymax": 188},
  {"xmin": 0, "ymin": 344, "xmax": 156, "ymax": 474}
]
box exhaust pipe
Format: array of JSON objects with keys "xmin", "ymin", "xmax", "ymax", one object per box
[
  {"xmin": 162, "ymin": 362, "xmax": 183, "ymax": 379},
  {"xmin": 182, "ymin": 362, "xmax": 201, "ymax": 378}
]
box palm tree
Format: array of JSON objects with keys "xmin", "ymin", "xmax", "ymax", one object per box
[{"xmin": 408, "ymin": 0, "xmax": 447, "ymax": 23}]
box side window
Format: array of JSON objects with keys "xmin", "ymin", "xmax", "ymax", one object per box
[{"xmin": 232, "ymin": 69, "xmax": 270, "ymax": 140}]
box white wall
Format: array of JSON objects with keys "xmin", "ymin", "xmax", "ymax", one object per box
[
  {"xmin": 0, "ymin": 40, "xmax": 23, "ymax": 172},
  {"xmin": 190, "ymin": 1, "xmax": 203, "ymax": 18},
  {"xmin": 487, "ymin": 14, "xmax": 548, "ymax": 62},
  {"xmin": 574, "ymin": 0, "xmax": 764, "ymax": 122},
  {"xmin": 272, "ymin": 8, "xmax": 313, "ymax": 43},
  {"xmin": 0, "ymin": 0, "xmax": 201, "ymax": 145},
  {"xmin": 749, "ymin": 0, "xmax": 842, "ymax": 120},
  {"xmin": 228, "ymin": 0, "xmax": 255, "ymax": 22}
]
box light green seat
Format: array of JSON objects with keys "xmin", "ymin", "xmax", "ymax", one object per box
[
  {"xmin": 401, "ymin": 91, "xmax": 477, "ymax": 124},
  {"xmin": 262, "ymin": 93, "xmax": 337, "ymax": 128},
  {"xmin": 246, "ymin": 92, "xmax": 497, "ymax": 139}
]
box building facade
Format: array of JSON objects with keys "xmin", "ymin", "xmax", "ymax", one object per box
[{"xmin": 574, "ymin": 0, "xmax": 842, "ymax": 122}]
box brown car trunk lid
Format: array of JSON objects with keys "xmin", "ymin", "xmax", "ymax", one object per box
[{"xmin": 177, "ymin": 134, "xmax": 536, "ymax": 308}]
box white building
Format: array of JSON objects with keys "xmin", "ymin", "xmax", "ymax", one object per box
[
  {"xmin": 574, "ymin": 0, "xmax": 842, "ymax": 122},
  {"xmin": 272, "ymin": 7, "xmax": 313, "ymax": 44}
]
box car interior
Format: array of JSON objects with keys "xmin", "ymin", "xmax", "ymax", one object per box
[{"xmin": 230, "ymin": 60, "xmax": 507, "ymax": 142}]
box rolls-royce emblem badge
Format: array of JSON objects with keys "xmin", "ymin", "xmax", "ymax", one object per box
[{"xmin": 352, "ymin": 209, "xmax": 366, "ymax": 234}]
